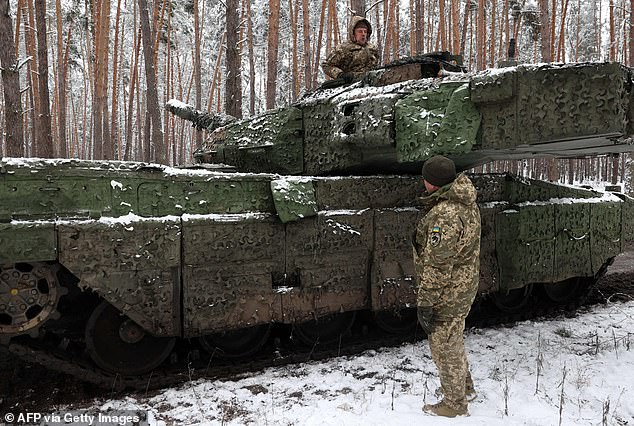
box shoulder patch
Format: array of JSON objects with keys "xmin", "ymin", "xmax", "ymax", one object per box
[{"xmin": 430, "ymin": 226, "xmax": 441, "ymax": 247}]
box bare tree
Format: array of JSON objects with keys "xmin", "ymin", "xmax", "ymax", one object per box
[
  {"xmin": 538, "ymin": 0, "xmax": 552, "ymax": 61},
  {"xmin": 55, "ymin": 0, "xmax": 68, "ymax": 157},
  {"xmin": 299, "ymin": 0, "xmax": 311, "ymax": 92},
  {"xmin": 608, "ymin": 0, "xmax": 615, "ymax": 60},
  {"xmin": 34, "ymin": 0, "xmax": 53, "ymax": 157},
  {"xmin": 125, "ymin": 28, "xmax": 141, "ymax": 161},
  {"xmin": 225, "ymin": 0, "xmax": 242, "ymax": 118},
  {"xmin": 193, "ymin": 0, "xmax": 202, "ymax": 146},
  {"xmin": 0, "ymin": 0, "xmax": 23, "ymax": 157},
  {"xmin": 91, "ymin": 0, "xmax": 112, "ymax": 159},
  {"xmin": 415, "ymin": 0, "xmax": 423, "ymax": 54},
  {"xmin": 266, "ymin": 0, "xmax": 281, "ymax": 109},
  {"xmin": 138, "ymin": 0, "xmax": 164, "ymax": 163},
  {"xmin": 460, "ymin": 1, "xmax": 471, "ymax": 58},
  {"xmin": 350, "ymin": 0, "xmax": 365, "ymax": 16},
  {"xmin": 246, "ymin": 0, "xmax": 256, "ymax": 114},
  {"xmin": 629, "ymin": 0, "xmax": 634, "ymax": 67},
  {"xmin": 111, "ymin": 0, "xmax": 123, "ymax": 159}
]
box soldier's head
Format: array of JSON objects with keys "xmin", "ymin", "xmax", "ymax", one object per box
[
  {"xmin": 349, "ymin": 17, "xmax": 372, "ymax": 46},
  {"xmin": 422, "ymin": 155, "xmax": 456, "ymax": 193}
]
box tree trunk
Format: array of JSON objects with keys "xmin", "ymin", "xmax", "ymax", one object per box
[
  {"xmin": 489, "ymin": 0, "xmax": 496, "ymax": 66},
  {"xmin": 193, "ymin": 0, "xmax": 202, "ymax": 146},
  {"xmin": 266, "ymin": 0, "xmax": 280, "ymax": 109},
  {"xmin": 245, "ymin": 1, "xmax": 255, "ymax": 114},
  {"xmin": 0, "ymin": 0, "xmax": 24, "ymax": 157},
  {"xmin": 98, "ymin": 0, "xmax": 112, "ymax": 159},
  {"xmin": 138, "ymin": 0, "xmax": 164, "ymax": 163},
  {"xmin": 539, "ymin": 0, "xmax": 551, "ymax": 61},
  {"xmin": 451, "ymin": 0, "xmax": 460, "ymax": 55},
  {"xmin": 476, "ymin": 0, "xmax": 486, "ymax": 69},
  {"xmin": 629, "ymin": 0, "xmax": 634, "ymax": 67},
  {"xmin": 55, "ymin": 0, "xmax": 68, "ymax": 157},
  {"xmin": 415, "ymin": 0, "xmax": 423, "ymax": 54},
  {"xmin": 35, "ymin": 0, "xmax": 53, "ymax": 158},
  {"xmin": 92, "ymin": 0, "xmax": 112, "ymax": 160},
  {"xmin": 350, "ymin": 0, "xmax": 365, "ymax": 16},
  {"xmin": 608, "ymin": 0, "xmax": 615, "ymax": 60},
  {"xmin": 312, "ymin": 0, "xmax": 327, "ymax": 86},
  {"xmin": 556, "ymin": 0, "xmax": 569, "ymax": 61},
  {"xmin": 125, "ymin": 28, "xmax": 141, "ymax": 161},
  {"xmin": 550, "ymin": 0, "xmax": 556, "ymax": 60},
  {"xmin": 460, "ymin": 0, "xmax": 470, "ymax": 58},
  {"xmin": 225, "ymin": 0, "xmax": 242, "ymax": 118},
  {"xmin": 111, "ymin": 0, "xmax": 122, "ymax": 159},
  {"xmin": 290, "ymin": 0, "xmax": 299, "ymax": 101},
  {"xmin": 630, "ymin": 0, "xmax": 633, "ymax": 66},
  {"xmin": 301, "ymin": 0, "xmax": 311, "ymax": 91},
  {"xmin": 438, "ymin": 0, "xmax": 446, "ymax": 50}
]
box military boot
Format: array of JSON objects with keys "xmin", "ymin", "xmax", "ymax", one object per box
[
  {"xmin": 422, "ymin": 400, "xmax": 469, "ymax": 417},
  {"xmin": 434, "ymin": 385, "xmax": 477, "ymax": 402}
]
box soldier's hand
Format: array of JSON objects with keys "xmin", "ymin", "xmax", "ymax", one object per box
[
  {"xmin": 340, "ymin": 72, "xmax": 355, "ymax": 83},
  {"xmin": 417, "ymin": 306, "xmax": 434, "ymax": 335}
]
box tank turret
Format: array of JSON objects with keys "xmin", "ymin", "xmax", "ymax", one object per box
[{"xmin": 178, "ymin": 57, "xmax": 633, "ymax": 175}]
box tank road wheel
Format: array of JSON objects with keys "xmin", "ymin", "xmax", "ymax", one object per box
[
  {"xmin": 542, "ymin": 277, "xmax": 592, "ymax": 304},
  {"xmin": 373, "ymin": 308, "xmax": 418, "ymax": 334},
  {"xmin": 293, "ymin": 311, "xmax": 356, "ymax": 346},
  {"xmin": 0, "ymin": 262, "xmax": 66, "ymax": 339},
  {"xmin": 199, "ymin": 324, "xmax": 272, "ymax": 359},
  {"xmin": 493, "ymin": 285, "xmax": 533, "ymax": 314},
  {"xmin": 85, "ymin": 301, "xmax": 176, "ymax": 376}
]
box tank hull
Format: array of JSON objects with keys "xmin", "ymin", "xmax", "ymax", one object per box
[{"xmin": 1, "ymin": 159, "xmax": 631, "ymax": 345}]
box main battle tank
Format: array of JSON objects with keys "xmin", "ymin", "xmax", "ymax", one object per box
[{"xmin": 2, "ymin": 54, "xmax": 634, "ymax": 387}]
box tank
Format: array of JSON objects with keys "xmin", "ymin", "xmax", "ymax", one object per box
[{"xmin": 1, "ymin": 54, "xmax": 634, "ymax": 386}]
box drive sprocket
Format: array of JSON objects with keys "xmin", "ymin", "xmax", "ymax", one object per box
[{"xmin": 0, "ymin": 262, "xmax": 65, "ymax": 339}]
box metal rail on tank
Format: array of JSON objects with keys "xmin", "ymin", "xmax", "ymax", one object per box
[{"xmin": 1, "ymin": 53, "xmax": 634, "ymax": 388}]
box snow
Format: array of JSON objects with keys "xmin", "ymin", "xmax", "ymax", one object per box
[
  {"xmin": 166, "ymin": 99, "xmax": 190, "ymax": 111},
  {"xmin": 62, "ymin": 298, "xmax": 634, "ymax": 425}
]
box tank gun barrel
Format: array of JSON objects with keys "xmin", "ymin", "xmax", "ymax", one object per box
[{"xmin": 166, "ymin": 99, "xmax": 235, "ymax": 132}]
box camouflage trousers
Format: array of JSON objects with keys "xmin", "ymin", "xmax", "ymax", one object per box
[{"xmin": 428, "ymin": 316, "xmax": 472, "ymax": 411}]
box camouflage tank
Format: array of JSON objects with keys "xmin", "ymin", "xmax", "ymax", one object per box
[{"xmin": 1, "ymin": 54, "xmax": 634, "ymax": 384}]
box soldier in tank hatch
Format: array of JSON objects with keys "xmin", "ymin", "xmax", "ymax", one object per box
[
  {"xmin": 413, "ymin": 155, "xmax": 481, "ymax": 417},
  {"xmin": 321, "ymin": 16, "xmax": 379, "ymax": 83}
]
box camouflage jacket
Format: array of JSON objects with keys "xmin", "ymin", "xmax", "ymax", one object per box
[
  {"xmin": 414, "ymin": 174, "xmax": 481, "ymax": 319},
  {"xmin": 321, "ymin": 16, "xmax": 379, "ymax": 80}
]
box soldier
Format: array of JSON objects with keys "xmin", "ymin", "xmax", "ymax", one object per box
[
  {"xmin": 321, "ymin": 16, "xmax": 379, "ymax": 83},
  {"xmin": 413, "ymin": 155, "xmax": 481, "ymax": 417}
]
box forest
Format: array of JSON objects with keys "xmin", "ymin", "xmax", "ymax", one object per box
[{"xmin": 0, "ymin": 0, "xmax": 632, "ymax": 183}]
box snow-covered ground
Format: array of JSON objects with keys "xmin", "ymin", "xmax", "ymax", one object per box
[{"xmin": 60, "ymin": 297, "xmax": 634, "ymax": 426}]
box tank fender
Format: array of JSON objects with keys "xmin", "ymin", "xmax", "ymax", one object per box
[{"xmin": 0, "ymin": 222, "xmax": 57, "ymax": 263}]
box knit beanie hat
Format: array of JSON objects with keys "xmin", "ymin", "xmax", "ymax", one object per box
[{"xmin": 422, "ymin": 155, "xmax": 456, "ymax": 187}]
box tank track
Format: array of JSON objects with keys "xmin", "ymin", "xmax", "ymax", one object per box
[{"xmin": 3, "ymin": 273, "xmax": 604, "ymax": 393}]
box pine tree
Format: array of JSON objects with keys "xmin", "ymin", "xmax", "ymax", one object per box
[{"xmin": 0, "ymin": 0, "xmax": 23, "ymax": 157}]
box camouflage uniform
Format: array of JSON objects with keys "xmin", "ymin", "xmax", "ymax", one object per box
[
  {"xmin": 414, "ymin": 173, "xmax": 481, "ymax": 413},
  {"xmin": 321, "ymin": 16, "xmax": 379, "ymax": 80}
]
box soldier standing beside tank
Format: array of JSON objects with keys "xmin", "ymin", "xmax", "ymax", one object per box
[
  {"xmin": 413, "ymin": 155, "xmax": 481, "ymax": 418},
  {"xmin": 321, "ymin": 16, "xmax": 379, "ymax": 83}
]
